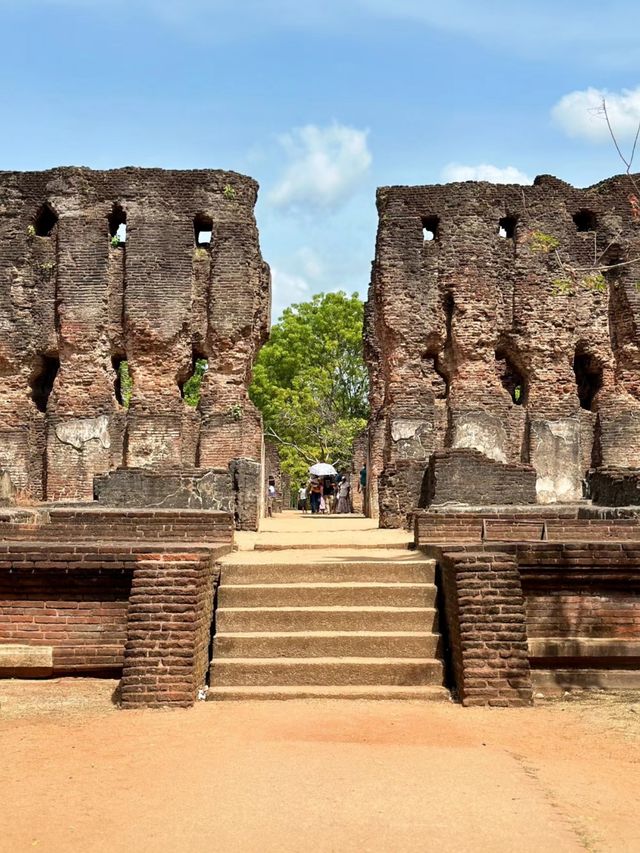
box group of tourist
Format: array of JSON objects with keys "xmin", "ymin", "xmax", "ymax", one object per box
[{"xmin": 298, "ymin": 464, "xmax": 366, "ymax": 515}]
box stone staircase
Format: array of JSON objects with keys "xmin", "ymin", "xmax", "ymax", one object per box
[{"xmin": 208, "ymin": 553, "xmax": 449, "ymax": 700}]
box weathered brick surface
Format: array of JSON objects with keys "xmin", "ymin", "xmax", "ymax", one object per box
[
  {"xmin": 0, "ymin": 507, "xmax": 234, "ymax": 543},
  {"xmin": 438, "ymin": 549, "xmax": 533, "ymax": 707},
  {"xmin": 120, "ymin": 553, "xmax": 216, "ymax": 709},
  {"xmin": 425, "ymin": 537, "xmax": 640, "ymax": 703},
  {"xmin": 365, "ymin": 174, "xmax": 640, "ymax": 526},
  {"xmin": 588, "ymin": 468, "xmax": 640, "ymax": 506},
  {"xmin": 0, "ymin": 567, "xmax": 132, "ymax": 672},
  {"xmin": 0, "ymin": 167, "xmax": 270, "ymax": 529},
  {"xmin": 0, "ymin": 513, "xmax": 231, "ymax": 705},
  {"xmin": 425, "ymin": 449, "xmax": 537, "ymax": 507}
]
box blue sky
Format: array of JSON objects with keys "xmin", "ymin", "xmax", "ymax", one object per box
[{"xmin": 2, "ymin": 0, "xmax": 640, "ymax": 319}]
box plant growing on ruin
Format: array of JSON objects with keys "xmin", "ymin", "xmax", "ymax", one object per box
[
  {"xmin": 110, "ymin": 235, "xmax": 120, "ymax": 248},
  {"xmin": 551, "ymin": 277, "xmax": 574, "ymax": 296},
  {"xmin": 117, "ymin": 361, "xmax": 133, "ymax": 409},
  {"xmin": 26, "ymin": 225, "xmax": 36, "ymax": 238},
  {"xmin": 223, "ymin": 184, "xmax": 236, "ymax": 200},
  {"xmin": 37, "ymin": 261, "xmax": 56, "ymax": 279},
  {"xmin": 227, "ymin": 403, "xmax": 243, "ymax": 421},
  {"xmin": 528, "ymin": 230, "xmax": 560, "ymax": 254}
]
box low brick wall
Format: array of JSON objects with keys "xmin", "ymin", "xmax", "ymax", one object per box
[
  {"xmin": 414, "ymin": 510, "xmax": 640, "ymax": 546},
  {"xmin": 0, "ymin": 557, "xmax": 132, "ymax": 674},
  {"xmin": 421, "ymin": 533, "xmax": 640, "ymax": 705},
  {"xmin": 437, "ymin": 548, "xmax": 532, "ymax": 707},
  {"xmin": 425, "ymin": 449, "xmax": 537, "ymax": 508},
  {"xmin": 0, "ymin": 507, "xmax": 234, "ymax": 544},
  {"xmin": 0, "ymin": 508, "xmax": 234, "ymax": 708},
  {"xmin": 588, "ymin": 467, "xmax": 640, "ymax": 507},
  {"xmin": 121, "ymin": 553, "xmax": 216, "ymax": 709}
]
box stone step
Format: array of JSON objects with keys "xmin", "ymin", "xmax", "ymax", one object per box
[
  {"xmin": 213, "ymin": 631, "xmax": 442, "ymax": 658},
  {"xmin": 215, "ymin": 606, "xmax": 438, "ymax": 633},
  {"xmin": 207, "ymin": 685, "xmax": 451, "ymax": 701},
  {"xmin": 532, "ymin": 668, "xmax": 640, "ymax": 695},
  {"xmin": 217, "ymin": 582, "xmax": 437, "ymax": 608},
  {"xmin": 528, "ymin": 637, "xmax": 640, "ymax": 658},
  {"xmin": 209, "ymin": 657, "xmax": 444, "ymax": 687},
  {"xmin": 253, "ymin": 541, "xmax": 411, "ymax": 552},
  {"xmin": 221, "ymin": 560, "xmax": 436, "ymax": 585}
]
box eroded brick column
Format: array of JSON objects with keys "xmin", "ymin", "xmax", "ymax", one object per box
[
  {"xmin": 120, "ymin": 553, "xmax": 215, "ymax": 709},
  {"xmin": 439, "ymin": 548, "xmax": 532, "ymax": 707}
]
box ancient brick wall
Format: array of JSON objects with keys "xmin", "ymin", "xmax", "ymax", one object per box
[
  {"xmin": 421, "ymin": 533, "xmax": 640, "ymax": 703},
  {"xmin": 0, "ymin": 508, "xmax": 232, "ymax": 705},
  {"xmin": 0, "ymin": 168, "xmax": 270, "ymax": 527},
  {"xmin": 120, "ymin": 553, "xmax": 216, "ymax": 709},
  {"xmin": 437, "ymin": 548, "xmax": 533, "ymax": 707},
  {"xmin": 588, "ymin": 467, "xmax": 640, "ymax": 506},
  {"xmin": 366, "ymin": 173, "xmax": 640, "ymax": 526},
  {"xmin": 0, "ymin": 565, "xmax": 132, "ymax": 673}
]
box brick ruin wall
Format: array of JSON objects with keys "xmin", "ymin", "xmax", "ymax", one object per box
[
  {"xmin": 365, "ymin": 174, "xmax": 640, "ymax": 527},
  {"xmin": 0, "ymin": 168, "xmax": 270, "ymax": 527},
  {"xmin": 0, "ymin": 507, "xmax": 234, "ymax": 707},
  {"xmin": 416, "ymin": 516, "xmax": 640, "ymax": 704}
]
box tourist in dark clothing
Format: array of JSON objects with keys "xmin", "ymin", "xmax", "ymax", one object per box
[{"xmin": 309, "ymin": 478, "xmax": 322, "ymax": 514}]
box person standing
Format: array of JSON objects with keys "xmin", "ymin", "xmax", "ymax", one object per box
[
  {"xmin": 266, "ymin": 478, "xmax": 276, "ymax": 517},
  {"xmin": 336, "ymin": 476, "xmax": 351, "ymax": 514},
  {"xmin": 309, "ymin": 477, "xmax": 322, "ymax": 514},
  {"xmin": 297, "ymin": 482, "xmax": 308, "ymax": 513},
  {"xmin": 358, "ymin": 463, "xmax": 368, "ymax": 516}
]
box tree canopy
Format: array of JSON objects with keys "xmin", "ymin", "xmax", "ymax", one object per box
[{"xmin": 249, "ymin": 291, "xmax": 369, "ymax": 484}]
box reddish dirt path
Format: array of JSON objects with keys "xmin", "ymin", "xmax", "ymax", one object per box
[{"xmin": 0, "ymin": 679, "xmax": 638, "ymax": 852}]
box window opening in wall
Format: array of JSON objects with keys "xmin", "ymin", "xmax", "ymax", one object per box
[
  {"xmin": 194, "ymin": 213, "xmax": 213, "ymax": 247},
  {"xmin": 30, "ymin": 354, "xmax": 60, "ymax": 412},
  {"xmin": 601, "ymin": 244, "xmax": 624, "ymax": 284},
  {"xmin": 33, "ymin": 203, "xmax": 58, "ymax": 237},
  {"xmin": 180, "ymin": 353, "xmax": 209, "ymax": 406},
  {"xmin": 573, "ymin": 347, "xmax": 602, "ymax": 411},
  {"xmin": 573, "ymin": 209, "xmax": 597, "ymax": 232},
  {"xmin": 425, "ymin": 350, "xmax": 450, "ymax": 400},
  {"xmin": 112, "ymin": 356, "xmax": 132, "ymax": 408},
  {"xmin": 108, "ymin": 204, "xmax": 127, "ymax": 247},
  {"xmin": 422, "ymin": 215, "xmax": 439, "ymax": 242},
  {"xmin": 498, "ymin": 216, "xmax": 517, "ymax": 239},
  {"xmin": 495, "ymin": 348, "xmax": 526, "ymax": 405}
]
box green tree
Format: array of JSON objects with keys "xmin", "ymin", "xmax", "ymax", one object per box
[{"xmin": 250, "ymin": 291, "xmax": 369, "ymax": 484}]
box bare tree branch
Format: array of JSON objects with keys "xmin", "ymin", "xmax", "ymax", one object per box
[{"xmin": 264, "ymin": 426, "xmax": 318, "ymax": 465}]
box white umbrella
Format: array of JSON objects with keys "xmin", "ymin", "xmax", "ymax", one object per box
[{"xmin": 309, "ymin": 462, "xmax": 337, "ymax": 477}]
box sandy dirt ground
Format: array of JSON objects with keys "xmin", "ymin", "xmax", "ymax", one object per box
[{"xmin": 0, "ymin": 679, "xmax": 638, "ymax": 853}]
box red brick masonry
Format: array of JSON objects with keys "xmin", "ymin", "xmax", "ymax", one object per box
[
  {"xmin": 419, "ymin": 520, "xmax": 640, "ymax": 706},
  {"xmin": 0, "ymin": 508, "xmax": 233, "ymax": 708}
]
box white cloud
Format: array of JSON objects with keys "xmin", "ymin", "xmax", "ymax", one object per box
[
  {"xmin": 551, "ymin": 86, "xmax": 640, "ymax": 143},
  {"xmin": 441, "ymin": 163, "xmax": 533, "ymax": 185},
  {"xmin": 294, "ymin": 247, "xmax": 324, "ymax": 281},
  {"xmin": 270, "ymin": 266, "xmax": 311, "ymax": 321},
  {"xmin": 269, "ymin": 123, "xmax": 372, "ymax": 212}
]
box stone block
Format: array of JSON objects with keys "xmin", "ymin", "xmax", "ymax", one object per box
[{"xmin": 94, "ymin": 467, "xmax": 234, "ymax": 511}]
